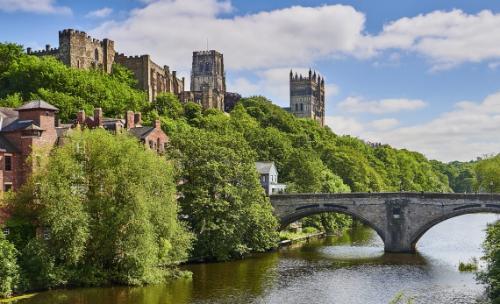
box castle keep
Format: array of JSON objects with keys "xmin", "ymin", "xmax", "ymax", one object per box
[
  {"xmin": 289, "ymin": 69, "xmax": 325, "ymax": 126},
  {"xmin": 29, "ymin": 29, "xmax": 184, "ymax": 102}
]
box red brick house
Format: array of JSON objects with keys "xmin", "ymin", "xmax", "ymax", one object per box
[
  {"xmin": 75, "ymin": 108, "xmax": 168, "ymax": 154},
  {"xmin": 0, "ymin": 100, "xmax": 169, "ymax": 226}
]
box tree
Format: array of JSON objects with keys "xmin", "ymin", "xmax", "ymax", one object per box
[
  {"xmin": 475, "ymin": 154, "xmax": 500, "ymax": 192},
  {"xmin": 10, "ymin": 129, "xmax": 192, "ymax": 288},
  {"xmin": 0, "ymin": 232, "xmax": 19, "ymax": 298},
  {"xmin": 152, "ymin": 93, "xmax": 184, "ymax": 119},
  {"xmin": 170, "ymin": 128, "xmax": 278, "ymax": 261},
  {"xmin": 479, "ymin": 221, "xmax": 500, "ymax": 303}
]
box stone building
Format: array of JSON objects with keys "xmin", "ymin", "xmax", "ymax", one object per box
[
  {"xmin": 181, "ymin": 50, "xmax": 226, "ymax": 111},
  {"xmin": 289, "ymin": 69, "xmax": 325, "ymax": 126},
  {"xmin": 255, "ymin": 161, "xmax": 286, "ymax": 195},
  {"xmin": 28, "ymin": 29, "xmax": 184, "ymax": 102},
  {"xmin": 28, "ymin": 29, "xmax": 115, "ymax": 73},
  {"xmin": 115, "ymin": 54, "xmax": 184, "ymax": 102}
]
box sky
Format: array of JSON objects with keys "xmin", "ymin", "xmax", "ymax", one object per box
[{"xmin": 1, "ymin": 0, "xmax": 500, "ymax": 162}]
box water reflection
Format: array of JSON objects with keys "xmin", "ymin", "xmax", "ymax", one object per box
[{"xmin": 17, "ymin": 214, "xmax": 499, "ymax": 304}]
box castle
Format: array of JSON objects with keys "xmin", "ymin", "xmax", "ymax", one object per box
[
  {"xmin": 28, "ymin": 29, "xmax": 185, "ymax": 102},
  {"xmin": 289, "ymin": 69, "xmax": 325, "ymax": 126}
]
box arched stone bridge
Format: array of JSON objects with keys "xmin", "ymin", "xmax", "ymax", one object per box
[{"xmin": 270, "ymin": 192, "xmax": 500, "ymax": 253}]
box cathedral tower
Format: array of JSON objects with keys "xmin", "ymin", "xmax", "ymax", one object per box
[{"xmin": 289, "ymin": 69, "xmax": 325, "ymax": 126}]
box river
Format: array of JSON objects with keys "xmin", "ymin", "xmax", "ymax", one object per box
[{"xmin": 15, "ymin": 214, "xmax": 499, "ymax": 304}]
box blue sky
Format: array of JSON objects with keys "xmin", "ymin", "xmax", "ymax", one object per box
[{"xmin": 1, "ymin": 0, "xmax": 500, "ymax": 162}]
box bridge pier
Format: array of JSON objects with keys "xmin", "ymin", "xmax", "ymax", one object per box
[{"xmin": 383, "ymin": 198, "xmax": 416, "ymax": 253}]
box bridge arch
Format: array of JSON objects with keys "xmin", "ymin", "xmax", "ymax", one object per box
[
  {"xmin": 279, "ymin": 206, "xmax": 386, "ymax": 243},
  {"xmin": 410, "ymin": 207, "xmax": 500, "ymax": 250}
]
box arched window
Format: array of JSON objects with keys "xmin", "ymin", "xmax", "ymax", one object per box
[
  {"xmin": 300, "ymin": 103, "xmax": 304, "ymax": 111},
  {"xmin": 94, "ymin": 49, "xmax": 99, "ymax": 61},
  {"xmin": 295, "ymin": 104, "xmax": 298, "ymax": 111}
]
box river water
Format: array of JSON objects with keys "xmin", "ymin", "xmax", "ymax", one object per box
[{"xmin": 17, "ymin": 214, "xmax": 499, "ymax": 304}]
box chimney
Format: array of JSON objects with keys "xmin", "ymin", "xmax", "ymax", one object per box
[
  {"xmin": 126, "ymin": 111, "xmax": 135, "ymax": 129},
  {"xmin": 154, "ymin": 119, "xmax": 161, "ymax": 130},
  {"xmin": 77, "ymin": 110, "xmax": 86, "ymax": 125},
  {"xmin": 45, "ymin": 44, "xmax": 51, "ymax": 51},
  {"xmin": 94, "ymin": 108, "xmax": 103, "ymax": 127},
  {"xmin": 134, "ymin": 112, "xmax": 142, "ymax": 127}
]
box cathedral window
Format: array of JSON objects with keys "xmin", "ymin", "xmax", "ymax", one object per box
[{"xmin": 300, "ymin": 103, "xmax": 304, "ymax": 111}]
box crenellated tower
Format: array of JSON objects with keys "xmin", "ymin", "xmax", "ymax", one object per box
[{"xmin": 289, "ymin": 69, "xmax": 325, "ymax": 126}]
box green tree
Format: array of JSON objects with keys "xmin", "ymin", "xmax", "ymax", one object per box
[
  {"xmin": 170, "ymin": 128, "xmax": 278, "ymax": 261},
  {"xmin": 10, "ymin": 129, "xmax": 192, "ymax": 289},
  {"xmin": 475, "ymin": 154, "xmax": 500, "ymax": 192},
  {"xmin": 479, "ymin": 221, "xmax": 500, "ymax": 303},
  {"xmin": 0, "ymin": 232, "xmax": 19, "ymax": 298}
]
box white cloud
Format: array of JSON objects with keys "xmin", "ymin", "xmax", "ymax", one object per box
[
  {"xmin": 363, "ymin": 9, "xmax": 500, "ymax": 69},
  {"xmin": 370, "ymin": 118, "xmax": 399, "ymax": 131},
  {"xmin": 91, "ymin": 3, "xmax": 500, "ymax": 73},
  {"xmin": 0, "ymin": 0, "xmax": 71, "ymax": 14},
  {"xmin": 328, "ymin": 92, "xmax": 500, "ymax": 162},
  {"xmin": 338, "ymin": 96, "xmax": 427, "ymax": 114},
  {"xmin": 86, "ymin": 7, "xmax": 113, "ymax": 18},
  {"xmin": 92, "ymin": 1, "xmax": 366, "ymax": 71}
]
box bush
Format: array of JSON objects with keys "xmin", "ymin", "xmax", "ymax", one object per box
[{"xmin": 0, "ymin": 232, "xmax": 19, "ymax": 298}]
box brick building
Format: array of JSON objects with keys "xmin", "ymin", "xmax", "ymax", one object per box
[
  {"xmin": 75, "ymin": 108, "xmax": 168, "ymax": 154},
  {"xmin": 0, "ymin": 100, "xmax": 169, "ymax": 225}
]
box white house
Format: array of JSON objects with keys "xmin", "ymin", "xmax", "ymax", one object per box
[{"xmin": 255, "ymin": 161, "xmax": 287, "ymax": 195}]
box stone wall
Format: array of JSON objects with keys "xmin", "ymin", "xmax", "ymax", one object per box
[{"xmin": 289, "ymin": 70, "xmax": 325, "ymax": 126}]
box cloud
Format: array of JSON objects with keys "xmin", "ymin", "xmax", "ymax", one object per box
[
  {"xmin": 338, "ymin": 96, "xmax": 427, "ymax": 114},
  {"xmin": 370, "ymin": 118, "xmax": 399, "ymax": 131},
  {"xmin": 92, "ymin": 1, "xmax": 366, "ymax": 71},
  {"xmin": 328, "ymin": 92, "xmax": 500, "ymax": 162},
  {"xmin": 0, "ymin": 0, "xmax": 71, "ymax": 14},
  {"xmin": 86, "ymin": 7, "xmax": 113, "ymax": 18},
  {"xmin": 91, "ymin": 2, "xmax": 500, "ymax": 73},
  {"xmin": 363, "ymin": 9, "xmax": 500, "ymax": 69}
]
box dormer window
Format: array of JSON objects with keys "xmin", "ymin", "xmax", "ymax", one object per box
[{"xmin": 21, "ymin": 129, "xmax": 43, "ymax": 137}]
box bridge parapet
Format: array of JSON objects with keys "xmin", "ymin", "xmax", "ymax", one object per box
[{"xmin": 270, "ymin": 192, "xmax": 500, "ymax": 253}]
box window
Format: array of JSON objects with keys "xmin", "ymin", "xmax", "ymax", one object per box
[
  {"xmin": 157, "ymin": 138, "xmax": 161, "ymax": 152},
  {"xmin": 43, "ymin": 227, "xmax": 51, "ymax": 240},
  {"xmin": 4, "ymin": 183, "xmax": 12, "ymax": 192},
  {"xmin": 295, "ymin": 104, "xmax": 298, "ymax": 111},
  {"xmin": 149, "ymin": 140, "xmax": 154, "ymax": 149},
  {"xmin": 300, "ymin": 103, "xmax": 304, "ymax": 111},
  {"xmin": 3, "ymin": 227, "xmax": 9, "ymax": 236},
  {"xmin": 94, "ymin": 49, "xmax": 99, "ymax": 61},
  {"xmin": 4, "ymin": 155, "xmax": 12, "ymax": 171}
]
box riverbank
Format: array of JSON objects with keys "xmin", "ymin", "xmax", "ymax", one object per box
[{"xmin": 279, "ymin": 231, "xmax": 326, "ymax": 246}]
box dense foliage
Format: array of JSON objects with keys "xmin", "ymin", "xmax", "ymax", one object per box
[
  {"xmin": 0, "ymin": 43, "xmax": 147, "ymax": 120},
  {"xmin": 480, "ymin": 222, "xmax": 500, "ymax": 303},
  {"xmin": 0, "ymin": 232, "xmax": 19, "ymax": 298},
  {"xmin": 7, "ymin": 130, "xmax": 192, "ymax": 292}
]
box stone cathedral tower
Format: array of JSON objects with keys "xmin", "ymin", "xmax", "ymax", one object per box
[
  {"xmin": 289, "ymin": 69, "xmax": 325, "ymax": 126},
  {"xmin": 189, "ymin": 50, "xmax": 226, "ymax": 110}
]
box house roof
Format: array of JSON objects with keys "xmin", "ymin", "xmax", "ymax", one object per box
[
  {"xmin": 16, "ymin": 100, "xmax": 58, "ymax": 112},
  {"xmin": 2, "ymin": 120, "xmax": 37, "ymax": 132},
  {"xmin": 128, "ymin": 126, "xmax": 155, "ymax": 140},
  {"xmin": 255, "ymin": 161, "xmax": 276, "ymax": 175}
]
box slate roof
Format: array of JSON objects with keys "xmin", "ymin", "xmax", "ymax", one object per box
[
  {"xmin": 255, "ymin": 161, "xmax": 275, "ymax": 175},
  {"xmin": 128, "ymin": 126, "xmax": 155, "ymax": 140},
  {"xmin": 16, "ymin": 100, "xmax": 58, "ymax": 112},
  {"xmin": 2, "ymin": 120, "xmax": 37, "ymax": 132}
]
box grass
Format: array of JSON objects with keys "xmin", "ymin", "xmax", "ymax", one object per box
[
  {"xmin": 458, "ymin": 258, "xmax": 478, "ymax": 272},
  {"xmin": 279, "ymin": 227, "xmax": 320, "ymax": 242},
  {"xmin": 0, "ymin": 293, "xmax": 37, "ymax": 303}
]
